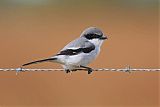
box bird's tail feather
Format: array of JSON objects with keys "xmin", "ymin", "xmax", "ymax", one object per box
[{"xmin": 22, "ymin": 57, "xmax": 57, "ymax": 66}]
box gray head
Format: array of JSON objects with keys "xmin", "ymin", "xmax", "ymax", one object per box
[
  {"xmin": 80, "ymin": 27, "xmax": 107, "ymax": 46},
  {"xmin": 81, "ymin": 27, "xmax": 107, "ymax": 40}
]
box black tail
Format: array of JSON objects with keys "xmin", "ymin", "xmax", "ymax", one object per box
[{"xmin": 22, "ymin": 58, "xmax": 57, "ymax": 66}]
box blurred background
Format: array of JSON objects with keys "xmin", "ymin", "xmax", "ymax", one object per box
[{"xmin": 0, "ymin": 0, "xmax": 159, "ymax": 107}]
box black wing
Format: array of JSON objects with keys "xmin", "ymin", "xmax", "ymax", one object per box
[{"xmin": 57, "ymin": 45, "xmax": 95, "ymax": 56}]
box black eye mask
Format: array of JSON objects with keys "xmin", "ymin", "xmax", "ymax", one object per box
[{"xmin": 84, "ymin": 33, "xmax": 103, "ymax": 40}]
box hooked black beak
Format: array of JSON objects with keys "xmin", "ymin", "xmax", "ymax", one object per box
[{"xmin": 100, "ymin": 35, "xmax": 107, "ymax": 40}]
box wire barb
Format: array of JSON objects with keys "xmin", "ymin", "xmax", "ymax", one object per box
[{"xmin": 124, "ymin": 65, "xmax": 131, "ymax": 73}]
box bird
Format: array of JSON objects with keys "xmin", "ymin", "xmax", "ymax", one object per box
[{"xmin": 22, "ymin": 27, "xmax": 107, "ymax": 74}]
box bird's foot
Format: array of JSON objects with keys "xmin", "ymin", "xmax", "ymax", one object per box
[
  {"xmin": 65, "ymin": 69, "xmax": 71, "ymax": 73},
  {"xmin": 80, "ymin": 65, "xmax": 93, "ymax": 74},
  {"xmin": 87, "ymin": 68, "xmax": 93, "ymax": 74}
]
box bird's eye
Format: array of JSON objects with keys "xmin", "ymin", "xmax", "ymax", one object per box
[{"xmin": 84, "ymin": 34, "xmax": 102, "ymax": 39}]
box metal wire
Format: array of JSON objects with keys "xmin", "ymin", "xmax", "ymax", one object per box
[{"xmin": 0, "ymin": 66, "xmax": 160, "ymax": 73}]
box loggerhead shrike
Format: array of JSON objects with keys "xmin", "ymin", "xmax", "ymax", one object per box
[{"xmin": 22, "ymin": 27, "xmax": 107, "ymax": 74}]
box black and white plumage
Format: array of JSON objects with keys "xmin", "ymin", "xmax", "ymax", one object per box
[{"xmin": 22, "ymin": 27, "xmax": 107, "ymax": 74}]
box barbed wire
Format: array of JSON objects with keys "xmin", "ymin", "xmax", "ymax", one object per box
[{"xmin": 0, "ymin": 66, "xmax": 160, "ymax": 75}]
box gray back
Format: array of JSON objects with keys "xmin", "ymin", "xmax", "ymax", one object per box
[{"xmin": 61, "ymin": 37, "xmax": 92, "ymax": 51}]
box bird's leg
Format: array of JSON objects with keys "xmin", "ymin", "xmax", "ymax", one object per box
[
  {"xmin": 65, "ymin": 69, "xmax": 71, "ymax": 73},
  {"xmin": 80, "ymin": 65, "xmax": 93, "ymax": 74}
]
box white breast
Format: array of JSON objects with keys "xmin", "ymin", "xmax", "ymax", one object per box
[{"xmin": 59, "ymin": 47, "xmax": 100, "ymax": 70}]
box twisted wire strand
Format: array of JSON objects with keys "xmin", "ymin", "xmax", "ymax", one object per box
[{"xmin": 0, "ymin": 66, "xmax": 160, "ymax": 73}]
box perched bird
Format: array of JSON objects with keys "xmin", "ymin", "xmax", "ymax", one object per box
[{"xmin": 22, "ymin": 27, "xmax": 107, "ymax": 74}]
